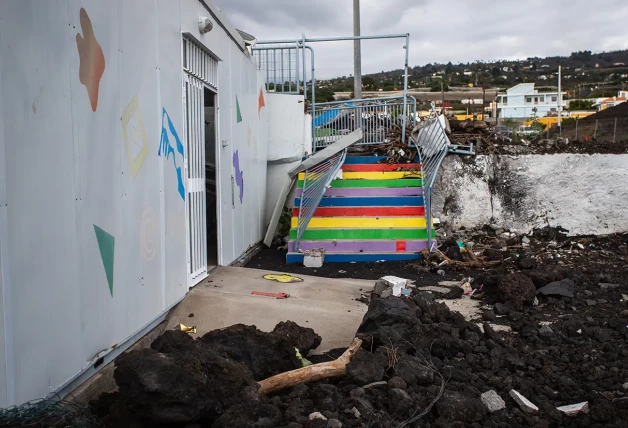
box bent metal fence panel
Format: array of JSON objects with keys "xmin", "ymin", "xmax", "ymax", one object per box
[
  {"xmin": 410, "ymin": 112, "xmax": 451, "ymax": 251},
  {"xmin": 294, "ymin": 150, "xmax": 347, "ymax": 251}
]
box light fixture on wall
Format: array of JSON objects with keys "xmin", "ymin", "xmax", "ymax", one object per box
[{"xmin": 198, "ymin": 17, "xmax": 213, "ymax": 34}]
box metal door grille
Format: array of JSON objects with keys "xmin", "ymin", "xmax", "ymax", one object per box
[
  {"xmin": 184, "ymin": 75, "xmax": 208, "ymax": 285},
  {"xmin": 183, "ymin": 37, "xmax": 218, "ymax": 89}
]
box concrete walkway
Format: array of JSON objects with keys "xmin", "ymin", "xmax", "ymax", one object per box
[{"xmin": 166, "ymin": 267, "xmax": 371, "ymax": 353}]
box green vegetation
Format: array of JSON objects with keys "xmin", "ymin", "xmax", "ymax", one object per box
[
  {"xmin": 430, "ymin": 80, "xmax": 449, "ymax": 92},
  {"xmin": 569, "ymin": 99, "xmax": 595, "ymax": 110}
]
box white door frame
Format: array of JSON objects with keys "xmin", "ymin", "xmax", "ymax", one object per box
[{"xmin": 182, "ymin": 37, "xmax": 219, "ymax": 287}]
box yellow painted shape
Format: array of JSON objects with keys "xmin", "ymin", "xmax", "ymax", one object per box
[
  {"xmin": 263, "ymin": 273, "xmax": 304, "ymax": 283},
  {"xmin": 292, "ymin": 216, "xmax": 426, "ymax": 229},
  {"xmin": 298, "ymin": 171, "xmax": 421, "ymax": 180},
  {"xmin": 121, "ymin": 95, "xmax": 149, "ymax": 178}
]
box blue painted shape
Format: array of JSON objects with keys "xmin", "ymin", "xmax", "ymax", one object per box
[
  {"xmin": 286, "ymin": 252, "xmax": 420, "ymax": 264},
  {"xmin": 294, "ymin": 196, "xmax": 424, "ymax": 207},
  {"xmin": 313, "ymin": 108, "xmax": 339, "ymax": 127},
  {"xmin": 233, "ymin": 150, "xmax": 243, "ymax": 203},
  {"xmin": 312, "ymin": 102, "xmax": 353, "ymax": 127},
  {"xmin": 158, "ymin": 108, "xmax": 185, "ymax": 201}
]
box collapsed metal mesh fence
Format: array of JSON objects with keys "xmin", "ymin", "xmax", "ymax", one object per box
[
  {"xmin": 294, "ymin": 150, "xmax": 347, "ymax": 251},
  {"xmin": 410, "ymin": 110, "xmax": 451, "ymax": 250}
]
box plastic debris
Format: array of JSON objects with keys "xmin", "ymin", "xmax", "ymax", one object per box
[
  {"xmin": 303, "ymin": 248, "xmax": 325, "ymax": 268},
  {"xmin": 557, "ymin": 401, "xmax": 589, "ymax": 416},
  {"xmin": 178, "ymin": 324, "xmax": 197, "ymax": 334}
]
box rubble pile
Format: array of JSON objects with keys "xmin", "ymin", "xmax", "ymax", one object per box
[{"xmin": 91, "ymin": 229, "xmax": 628, "ymax": 428}]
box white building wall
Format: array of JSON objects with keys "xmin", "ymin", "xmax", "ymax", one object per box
[
  {"xmin": 264, "ymin": 94, "xmax": 311, "ymax": 226},
  {"xmin": 433, "ymin": 154, "xmax": 628, "ymax": 236},
  {"xmin": 0, "ymin": 0, "xmax": 268, "ymax": 406}
]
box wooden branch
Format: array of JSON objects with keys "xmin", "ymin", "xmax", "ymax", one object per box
[{"xmin": 257, "ymin": 337, "xmax": 363, "ymax": 395}]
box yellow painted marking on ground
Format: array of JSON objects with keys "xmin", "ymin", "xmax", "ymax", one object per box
[{"xmin": 263, "ymin": 273, "xmax": 304, "ymax": 283}]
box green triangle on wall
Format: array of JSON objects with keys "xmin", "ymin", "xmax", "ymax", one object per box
[
  {"xmin": 94, "ymin": 225, "xmax": 115, "ymax": 296},
  {"xmin": 236, "ymin": 95, "xmax": 242, "ymax": 123}
]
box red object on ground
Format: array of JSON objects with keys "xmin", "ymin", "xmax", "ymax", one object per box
[{"xmin": 251, "ymin": 291, "xmax": 290, "ymax": 299}]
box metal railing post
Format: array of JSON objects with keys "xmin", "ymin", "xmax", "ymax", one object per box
[
  {"xmin": 613, "ymin": 117, "xmax": 617, "ymax": 143},
  {"xmin": 594, "ymin": 120, "xmax": 598, "ymax": 138}
]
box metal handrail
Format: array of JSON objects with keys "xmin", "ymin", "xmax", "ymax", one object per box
[{"xmin": 309, "ymin": 96, "xmax": 417, "ymax": 150}]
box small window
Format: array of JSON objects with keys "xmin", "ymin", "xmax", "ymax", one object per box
[
  {"xmin": 551, "ymin": 96, "xmax": 557, "ymax": 102},
  {"xmin": 539, "ymin": 96, "xmax": 544, "ymax": 102},
  {"xmin": 502, "ymin": 96, "xmax": 508, "ymax": 105},
  {"xmin": 550, "ymin": 108, "xmax": 557, "ymax": 112},
  {"xmin": 534, "ymin": 97, "xmax": 539, "ymax": 104},
  {"xmin": 526, "ymin": 97, "xmax": 532, "ymax": 103}
]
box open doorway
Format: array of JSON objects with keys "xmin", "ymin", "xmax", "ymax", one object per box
[{"xmin": 204, "ymin": 88, "xmax": 218, "ymax": 267}]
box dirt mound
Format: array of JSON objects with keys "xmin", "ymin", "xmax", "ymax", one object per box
[
  {"xmin": 91, "ymin": 228, "xmax": 628, "ymax": 428},
  {"xmin": 498, "ymin": 273, "xmax": 537, "ymax": 311},
  {"xmin": 272, "ymin": 321, "xmax": 322, "ymax": 356},
  {"xmin": 200, "ymin": 324, "xmax": 302, "ymax": 380},
  {"xmin": 582, "ymin": 102, "xmax": 628, "ymax": 121}
]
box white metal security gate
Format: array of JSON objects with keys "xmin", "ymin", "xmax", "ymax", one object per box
[{"xmin": 183, "ymin": 37, "xmax": 218, "ymax": 286}]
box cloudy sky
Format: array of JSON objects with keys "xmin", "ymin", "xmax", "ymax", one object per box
[{"xmin": 213, "ymin": 0, "xmax": 628, "ymax": 79}]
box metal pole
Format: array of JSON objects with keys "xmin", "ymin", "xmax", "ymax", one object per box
[
  {"xmin": 558, "ymin": 65, "xmax": 562, "ymax": 136},
  {"xmin": 613, "ymin": 117, "xmax": 617, "ymax": 143},
  {"xmin": 575, "ymin": 118, "xmax": 578, "ymax": 140},
  {"xmin": 353, "ymin": 0, "xmax": 362, "ymax": 100},
  {"xmin": 402, "ymin": 34, "xmax": 409, "ymax": 144},
  {"xmin": 302, "ymin": 34, "xmax": 306, "ymax": 99},
  {"xmin": 258, "ymin": 34, "xmax": 408, "ymax": 44},
  {"xmin": 594, "ymin": 120, "xmax": 598, "ymax": 138}
]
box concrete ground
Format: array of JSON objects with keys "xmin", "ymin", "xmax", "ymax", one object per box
[{"xmin": 166, "ymin": 267, "xmax": 371, "ymax": 353}]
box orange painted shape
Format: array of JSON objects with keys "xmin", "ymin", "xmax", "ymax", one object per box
[
  {"xmin": 76, "ymin": 8, "xmax": 105, "ymax": 112},
  {"xmin": 258, "ymin": 89, "xmax": 266, "ymax": 116}
]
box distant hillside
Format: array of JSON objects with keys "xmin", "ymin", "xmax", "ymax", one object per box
[{"xmin": 315, "ymin": 49, "xmax": 628, "ymax": 102}]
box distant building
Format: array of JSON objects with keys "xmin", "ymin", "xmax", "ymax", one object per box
[
  {"xmin": 496, "ymin": 83, "xmax": 567, "ymax": 119},
  {"xmin": 593, "ymin": 91, "xmax": 627, "ymax": 111}
]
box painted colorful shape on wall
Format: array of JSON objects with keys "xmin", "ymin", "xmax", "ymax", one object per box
[
  {"xmin": 258, "ymin": 89, "xmax": 265, "ymax": 117},
  {"xmin": 158, "ymin": 108, "xmax": 185, "ymax": 201},
  {"xmin": 76, "ymin": 8, "xmax": 105, "ymax": 112},
  {"xmin": 236, "ymin": 96, "xmax": 242, "ymax": 123},
  {"xmin": 121, "ymin": 96, "xmax": 149, "ymax": 177},
  {"xmin": 94, "ymin": 225, "xmax": 115, "ymax": 296},
  {"xmin": 233, "ymin": 150, "xmax": 244, "ymax": 204}
]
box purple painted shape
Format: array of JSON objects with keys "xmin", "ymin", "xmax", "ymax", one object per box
[
  {"xmin": 295, "ymin": 187, "xmax": 422, "ymax": 197},
  {"xmin": 233, "ymin": 150, "xmax": 243, "ymax": 203},
  {"xmin": 289, "ymin": 240, "xmax": 429, "ymax": 253}
]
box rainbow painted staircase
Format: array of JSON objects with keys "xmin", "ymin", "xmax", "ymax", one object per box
[{"xmin": 286, "ymin": 155, "xmax": 435, "ymax": 263}]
